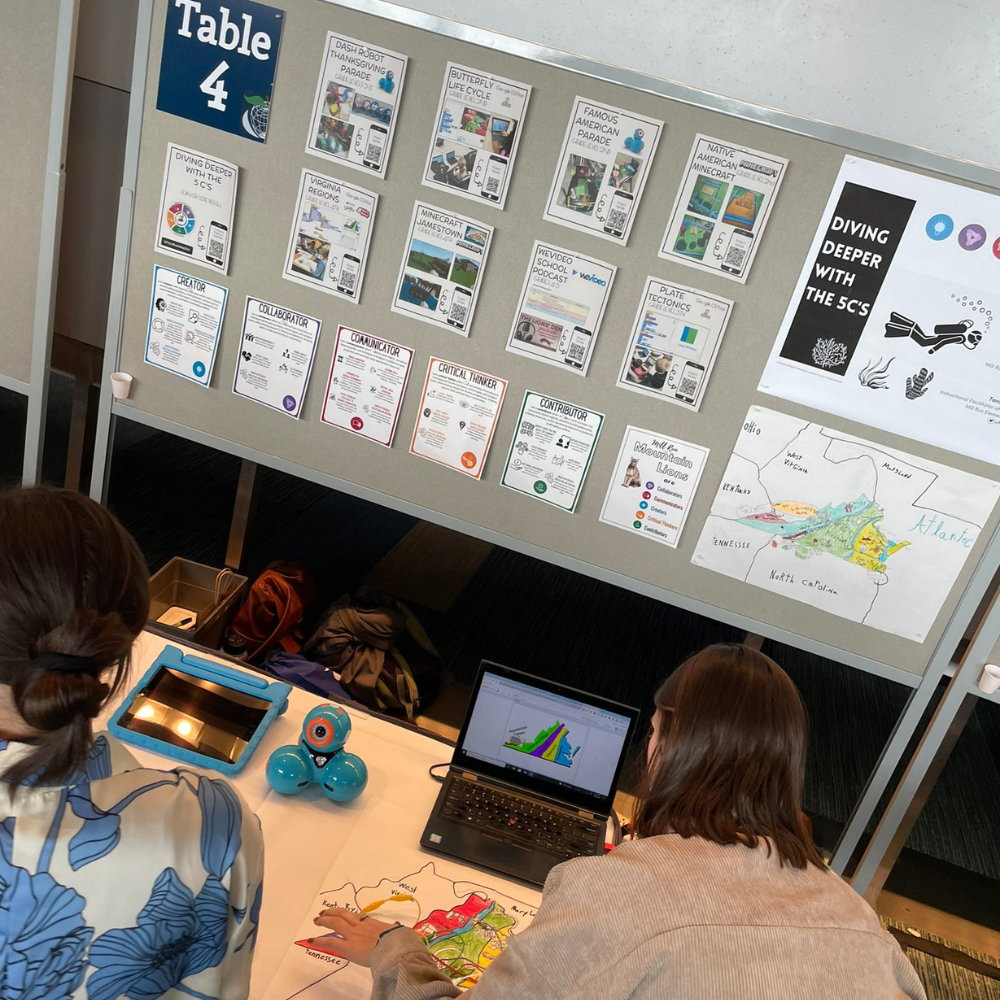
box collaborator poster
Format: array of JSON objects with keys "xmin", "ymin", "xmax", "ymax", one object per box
[
  {"xmin": 305, "ymin": 32, "xmax": 408, "ymax": 178},
  {"xmin": 155, "ymin": 144, "xmax": 238, "ymax": 274},
  {"xmin": 760, "ymin": 157, "xmax": 1000, "ymax": 465},
  {"xmin": 422, "ymin": 63, "xmax": 531, "ymax": 210},
  {"xmin": 232, "ymin": 297, "xmax": 321, "ymax": 418},
  {"xmin": 392, "ymin": 203, "xmax": 494, "ymax": 336},
  {"xmin": 543, "ymin": 96, "xmax": 663, "ymax": 246},
  {"xmin": 144, "ymin": 266, "xmax": 228, "ymax": 386},
  {"xmin": 282, "ymin": 168, "xmax": 378, "ymax": 302},
  {"xmin": 616, "ymin": 277, "xmax": 734, "ymax": 410},
  {"xmin": 691, "ymin": 406, "xmax": 999, "ymax": 641},
  {"xmin": 501, "ymin": 392, "xmax": 605, "ymax": 512},
  {"xmin": 599, "ymin": 426, "xmax": 709, "ymax": 548},
  {"xmin": 409, "ymin": 359, "xmax": 507, "ymax": 478},
  {"xmin": 506, "ymin": 242, "xmax": 616, "ymax": 377},
  {"xmin": 658, "ymin": 135, "xmax": 788, "ymax": 283},
  {"xmin": 321, "ymin": 326, "xmax": 413, "ymax": 447}
]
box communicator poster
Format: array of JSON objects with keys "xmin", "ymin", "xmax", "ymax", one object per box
[{"xmin": 760, "ymin": 156, "xmax": 1000, "ymax": 465}]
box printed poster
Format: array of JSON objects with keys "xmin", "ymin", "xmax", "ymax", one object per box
[
  {"xmin": 760, "ymin": 156, "xmax": 1000, "ymax": 466},
  {"xmin": 600, "ymin": 426, "xmax": 709, "ymax": 548},
  {"xmin": 321, "ymin": 325, "xmax": 413, "ymax": 447},
  {"xmin": 282, "ymin": 168, "xmax": 378, "ymax": 303},
  {"xmin": 501, "ymin": 392, "xmax": 605, "ymax": 512},
  {"xmin": 543, "ymin": 96, "xmax": 663, "ymax": 246},
  {"xmin": 691, "ymin": 406, "xmax": 999, "ymax": 641},
  {"xmin": 305, "ymin": 32, "xmax": 408, "ymax": 178},
  {"xmin": 409, "ymin": 358, "xmax": 507, "ymax": 478},
  {"xmin": 392, "ymin": 203, "xmax": 494, "ymax": 336},
  {"xmin": 658, "ymin": 135, "xmax": 788, "ymax": 283},
  {"xmin": 421, "ymin": 63, "xmax": 531, "ymax": 210},
  {"xmin": 616, "ymin": 277, "xmax": 734, "ymax": 410},
  {"xmin": 155, "ymin": 144, "xmax": 238, "ymax": 274},
  {"xmin": 232, "ymin": 297, "xmax": 321, "ymax": 418},
  {"xmin": 506, "ymin": 242, "xmax": 616, "ymax": 377},
  {"xmin": 144, "ymin": 265, "xmax": 227, "ymax": 386}
]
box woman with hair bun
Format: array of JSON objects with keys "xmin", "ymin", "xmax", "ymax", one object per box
[{"xmin": 0, "ymin": 488, "xmax": 264, "ymax": 999}]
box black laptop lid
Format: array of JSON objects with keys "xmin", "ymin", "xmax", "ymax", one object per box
[{"xmin": 451, "ymin": 661, "xmax": 639, "ymax": 815}]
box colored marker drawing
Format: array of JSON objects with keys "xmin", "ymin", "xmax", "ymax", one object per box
[{"xmin": 504, "ymin": 721, "xmax": 579, "ymax": 767}]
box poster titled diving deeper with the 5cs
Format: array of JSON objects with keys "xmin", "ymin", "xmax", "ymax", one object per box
[
  {"xmin": 543, "ymin": 96, "xmax": 663, "ymax": 246},
  {"xmin": 305, "ymin": 31, "xmax": 408, "ymax": 178}
]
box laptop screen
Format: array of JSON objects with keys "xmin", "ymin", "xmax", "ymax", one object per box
[{"xmin": 452, "ymin": 663, "xmax": 638, "ymax": 815}]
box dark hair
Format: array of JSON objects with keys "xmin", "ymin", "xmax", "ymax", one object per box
[
  {"xmin": 632, "ymin": 643, "xmax": 824, "ymax": 870},
  {"xmin": 0, "ymin": 488, "xmax": 149, "ymax": 791}
]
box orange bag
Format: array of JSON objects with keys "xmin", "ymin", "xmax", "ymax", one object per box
[{"xmin": 229, "ymin": 561, "xmax": 318, "ymax": 660}]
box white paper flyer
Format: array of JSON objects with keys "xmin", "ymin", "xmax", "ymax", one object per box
[
  {"xmin": 501, "ymin": 392, "xmax": 605, "ymax": 512},
  {"xmin": 599, "ymin": 426, "xmax": 709, "ymax": 548},
  {"xmin": 615, "ymin": 276, "xmax": 734, "ymax": 410},
  {"xmin": 155, "ymin": 144, "xmax": 238, "ymax": 274},
  {"xmin": 144, "ymin": 265, "xmax": 227, "ymax": 386},
  {"xmin": 421, "ymin": 63, "xmax": 531, "ymax": 210},
  {"xmin": 321, "ymin": 325, "xmax": 413, "ymax": 447},
  {"xmin": 409, "ymin": 358, "xmax": 507, "ymax": 478},
  {"xmin": 658, "ymin": 134, "xmax": 788, "ymax": 283},
  {"xmin": 392, "ymin": 203, "xmax": 494, "ymax": 336},
  {"xmin": 232, "ymin": 297, "xmax": 321, "ymax": 418},
  {"xmin": 506, "ymin": 242, "xmax": 616, "ymax": 377},
  {"xmin": 282, "ymin": 168, "xmax": 378, "ymax": 303},
  {"xmin": 305, "ymin": 32, "xmax": 408, "ymax": 178},
  {"xmin": 543, "ymin": 96, "xmax": 663, "ymax": 246}
]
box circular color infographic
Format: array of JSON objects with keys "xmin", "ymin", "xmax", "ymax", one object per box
[{"xmin": 166, "ymin": 202, "xmax": 196, "ymax": 236}]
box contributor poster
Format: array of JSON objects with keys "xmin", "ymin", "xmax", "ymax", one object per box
[
  {"xmin": 422, "ymin": 63, "xmax": 531, "ymax": 210},
  {"xmin": 658, "ymin": 135, "xmax": 788, "ymax": 283},
  {"xmin": 543, "ymin": 96, "xmax": 663, "ymax": 246},
  {"xmin": 282, "ymin": 168, "xmax": 378, "ymax": 303},
  {"xmin": 599, "ymin": 426, "xmax": 709, "ymax": 548},
  {"xmin": 305, "ymin": 32, "xmax": 408, "ymax": 178},
  {"xmin": 155, "ymin": 144, "xmax": 238, "ymax": 274},
  {"xmin": 501, "ymin": 392, "xmax": 605, "ymax": 512},
  {"xmin": 321, "ymin": 325, "xmax": 413, "ymax": 447},
  {"xmin": 691, "ymin": 406, "xmax": 999, "ymax": 641},
  {"xmin": 615, "ymin": 277, "xmax": 734, "ymax": 411},
  {"xmin": 392, "ymin": 203, "xmax": 494, "ymax": 336},
  {"xmin": 506, "ymin": 242, "xmax": 616, "ymax": 377},
  {"xmin": 409, "ymin": 358, "xmax": 507, "ymax": 478},
  {"xmin": 760, "ymin": 156, "xmax": 1000, "ymax": 465},
  {"xmin": 144, "ymin": 265, "xmax": 228, "ymax": 386},
  {"xmin": 232, "ymin": 297, "xmax": 321, "ymax": 418}
]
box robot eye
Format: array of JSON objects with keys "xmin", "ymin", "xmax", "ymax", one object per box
[{"xmin": 314, "ymin": 725, "xmax": 327, "ymax": 739}]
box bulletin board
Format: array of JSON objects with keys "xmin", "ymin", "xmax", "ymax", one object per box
[{"xmin": 98, "ymin": 0, "xmax": 1000, "ymax": 683}]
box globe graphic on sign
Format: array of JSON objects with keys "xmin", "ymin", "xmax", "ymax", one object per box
[
  {"xmin": 166, "ymin": 202, "xmax": 195, "ymax": 235},
  {"xmin": 242, "ymin": 95, "xmax": 270, "ymax": 140}
]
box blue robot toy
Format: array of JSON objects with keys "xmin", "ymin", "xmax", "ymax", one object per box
[
  {"xmin": 378, "ymin": 70, "xmax": 395, "ymax": 94},
  {"xmin": 624, "ymin": 128, "xmax": 644, "ymax": 154},
  {"xmin": 266, "ymin": 704, "xmax": 368, "ymax": 803}
]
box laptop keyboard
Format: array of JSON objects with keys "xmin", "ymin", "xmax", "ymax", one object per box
[{"xmin": 442, "ymin": 778, "xmax": 602, "ymax": 860}]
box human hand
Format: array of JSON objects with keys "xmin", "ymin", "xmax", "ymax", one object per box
[{"xmin": 309, "ymin": 907, "xmax": 399, "ymax": 967}]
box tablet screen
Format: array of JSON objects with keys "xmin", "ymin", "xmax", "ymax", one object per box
[{"xmin": 117, "ymin": 665, "xmax": 270, "ymax": 764}]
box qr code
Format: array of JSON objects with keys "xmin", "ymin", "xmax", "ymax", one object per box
[
  {"xmin": 365, "ymin": 141, "xmax": 383, "ymax": 166},
  {"xmin": 485, "ymin": 174, "xmax": 501, "ymax": 194},
  {"xmin": 723, "ymin": 241, "xmax": 748, "ymax": 272},
  {"xmin": 678, "ymin": 376, "xmax": 698, "ymax": 399},
  {"xmin": 449, "ymin": 299, "xmax": 468, "ymax": 326},
  {"xmin": 209, "ymin": 237, "xmax": 225, "ymax": 261},
  {"xmin": 567, "ymin": 341, "xmax": 586, "ymax": 363},
  {"xmin": 339, "ymin": 267, "xmax": 356, "ymax": 293},
  {"xmin": 607, "ymin": 208, "xmax": 628, "ymax": 234}
]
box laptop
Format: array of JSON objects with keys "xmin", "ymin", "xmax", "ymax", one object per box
[{"xmin": 420, "ymin": 661, "xmax": 639, "ymax": 886}]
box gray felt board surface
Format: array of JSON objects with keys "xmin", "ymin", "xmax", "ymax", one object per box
[
  {"xmin": 115, "ymin": 0, "xmax": 1000, "ymax": 678},
  {"xmin": 0, "ymin": 1, "xmax": 61, "ymax": 386}
]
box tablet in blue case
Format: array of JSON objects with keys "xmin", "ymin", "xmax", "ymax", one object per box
[{"xmin": 108, "ymin": 644, "xmax": 291, "ymax": 776}]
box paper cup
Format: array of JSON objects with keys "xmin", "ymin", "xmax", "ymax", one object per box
[
  {"xmin": 110, "ymin": 372, "xmax": 133, "ymax": 399},
  {"xmin": 978, "ymin": 663, "xmax": 1000, "ymax": 696}
]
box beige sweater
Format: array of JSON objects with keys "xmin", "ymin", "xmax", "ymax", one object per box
[{"xmin": 370, "ymin": 834, "xmax": 926, "ymax": 1000}]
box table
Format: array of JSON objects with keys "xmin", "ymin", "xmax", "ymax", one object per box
[{"xmin": 101, "ymin": 631, "xmax": 543, "ymax": 998}]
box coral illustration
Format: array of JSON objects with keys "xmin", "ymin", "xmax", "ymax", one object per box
[
  {"xmin": 858, "ymin": 356, "xmax": 894, "ymax": 389},
  {"xmin": 812, "ymin": 338, "xmax": 849, "ymax": 369},
  {"xmin": 905, "ymin": 368, "xmax": 934, "ymax": 399}
]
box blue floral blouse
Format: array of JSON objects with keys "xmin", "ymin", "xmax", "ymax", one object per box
[{"xmin": 0, "ymin": 733, "xmax": 264, "ymax": 999}]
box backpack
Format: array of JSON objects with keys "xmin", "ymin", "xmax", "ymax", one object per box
[
  {"xmin": 229, "ymin": 561, "xmax": 318, "ymax": 660},
  {"xmin": 303, "ymin": 586, "xmax": 441, "ymax": 719}
]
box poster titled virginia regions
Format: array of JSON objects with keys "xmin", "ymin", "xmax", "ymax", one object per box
[{"xmin": 760, "ymin": 156, "xmax": 1000, "ymax": 465}]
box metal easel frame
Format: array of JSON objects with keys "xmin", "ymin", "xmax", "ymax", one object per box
[
  {"xmin": 91, "ymin": 0, "xmax": 1000, "ymax": 888},
  {"xmin": 18, "ymin": 0, "xmax": 79, "ymax": 486}
]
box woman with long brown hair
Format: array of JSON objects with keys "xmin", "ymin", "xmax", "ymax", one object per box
[
  {"xmin": 0, "ymin": 488, "xmax": 264, "ymax": 999},
  {"xmin": 317, "ymin": 643, "xmax": 925, "ymax": 999}
]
